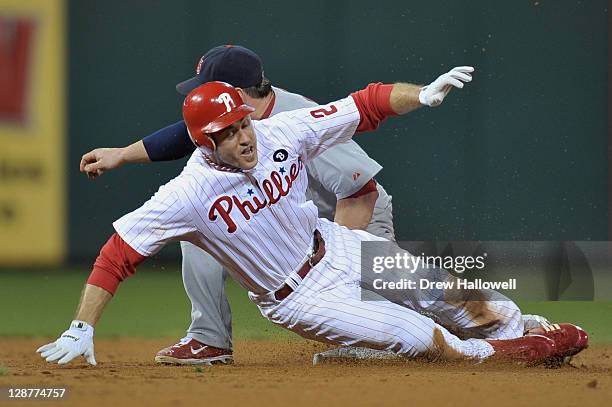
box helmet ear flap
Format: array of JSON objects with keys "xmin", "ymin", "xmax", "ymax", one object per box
[
  {"xmin": 186, "ymin": 125, "xmax": 216, "ymax": 151},
  {"xmin": 207, "ymin": 134, "xmax": 217, "ymax": 151}
]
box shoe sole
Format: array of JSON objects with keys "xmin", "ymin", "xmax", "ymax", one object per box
[{"xmin": 154, "ymin": 355, "xmax": 234, "ymax": 365}]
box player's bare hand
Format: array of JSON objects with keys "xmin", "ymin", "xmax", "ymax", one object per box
[
  {"xmin": 36, "ymin": 320, "xmax": 97, "ymax": 366},
  {"xmin": 80, "ymin": 147, "xmax": 125, "ymax": 179},
  {"xmin": 419, "ymin": 66, "xmax": 474, "ymax": 107}
]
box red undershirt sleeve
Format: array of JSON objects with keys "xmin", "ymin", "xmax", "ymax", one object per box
[
  {"xmin": 350, "ymin": 83, "xmax": 398, "ymax": 133},
  {"xmin": 347, "ymin": 179, "xmax": 378, "ymax": 199},
  {"xmin": 87, "ymin": 233, "xmax": 147, "ymax": 295}
]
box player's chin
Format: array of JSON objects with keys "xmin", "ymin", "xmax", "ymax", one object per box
[{"xmin": 238, "ymin": 152, "xmax": 258, "ymax": 170}]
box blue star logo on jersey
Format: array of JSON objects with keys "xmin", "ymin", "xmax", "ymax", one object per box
[
  {"xmin": 279, "ymin": 167, "xmax": 286, "ymax": 174},
  {"xmin": 247, "ymin": 188, "xmax": 254, "ymax": 196}
]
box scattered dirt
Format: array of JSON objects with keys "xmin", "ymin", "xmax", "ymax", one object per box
[{"xmin": 1, "ymin": 338, "xmax": 611, "ymax": 406}]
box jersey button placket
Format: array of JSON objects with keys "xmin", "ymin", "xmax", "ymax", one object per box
[{"xmin": 244, "ymin": 171, "xmax": 266, "ymax": 203}]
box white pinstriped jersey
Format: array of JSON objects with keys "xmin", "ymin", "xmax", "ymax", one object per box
[{"xmin": 114, "ymin": 96, "xmax": 361, "ymax": 293}]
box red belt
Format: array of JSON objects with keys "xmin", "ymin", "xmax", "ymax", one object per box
[{"xmin": 274, "ymin": 230, "xmax": 326, "ymax": 301}]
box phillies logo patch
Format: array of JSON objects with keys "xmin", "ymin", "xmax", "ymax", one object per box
[{"xmin": 209, "ymin": 159, "xmax": 304, "ymax": 233}]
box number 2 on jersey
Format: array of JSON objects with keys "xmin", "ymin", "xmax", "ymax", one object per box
[{"xmin": 310, "ymin": 105, "xmax": 338, "ymax": 119}]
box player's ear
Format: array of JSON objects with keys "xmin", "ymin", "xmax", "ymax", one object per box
[{"xmin": 235, "ymin": 88, "xmax": 245, "ymax": 99}]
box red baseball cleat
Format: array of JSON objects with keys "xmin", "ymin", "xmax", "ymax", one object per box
[
  {"xmin": 486, "ymin": 334, "xmax": 557, "ymax": 366},
  {"xmin": 528, "ymin": 323, "xmax": 589, "ymax": 358},
  {"xmin": 154, "ymin": 337, "xmax": 233, "ymax": 365}
]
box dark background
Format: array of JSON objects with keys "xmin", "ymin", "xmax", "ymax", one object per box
[{"xmin": 68, "ymin": 0, "xmax": 609, "ymax": 261}]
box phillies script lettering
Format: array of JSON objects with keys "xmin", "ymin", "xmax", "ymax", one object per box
[{"xmin": 209, "ymin": 160, "xmax": 303, "ymax": 233}]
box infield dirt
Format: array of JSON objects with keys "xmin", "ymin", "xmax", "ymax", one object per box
[{"xmin": 1, "ymin": 338, "xmax": 610, "ymax": 407}]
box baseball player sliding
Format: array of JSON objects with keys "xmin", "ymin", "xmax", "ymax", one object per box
[
  {"xmin": 79, "ymin": 45, "xmax": 398, "ymax": 364},
  {"xmin": 38, "ymin": 67, "xmax": 588, "ymax": 367},
  {"xmin": 78, "ymin": 45, "xmax": 559, "ymax": 365}
]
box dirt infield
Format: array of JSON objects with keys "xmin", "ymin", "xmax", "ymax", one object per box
[{"xmin": 0, "ymin": 338, "xmax": 610, "ymax": 407}]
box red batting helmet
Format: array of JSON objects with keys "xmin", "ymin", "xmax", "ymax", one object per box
[{"xmin": 182, "ymin": 81, "xmax": 255, "ymax": 150}]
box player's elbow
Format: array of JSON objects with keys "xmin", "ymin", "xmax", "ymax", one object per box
[
  {"xmin": 334, "ymin": 189, "xmax": 378, "ymax": 230},
  {"xmin": 352, "ymin": 190, "xmax": 379, "ymax": 229},
  {"xmin": 362, "ymin": 188, "xmax": 379, "ymax": 206}
]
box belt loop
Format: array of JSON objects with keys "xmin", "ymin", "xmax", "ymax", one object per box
[
  {"xmin": 307, "ymin": 255, "xmax": 315, "ymax": 267},
  {"xmin": 285, "ymin": 273, "xmax": 302, "ymax": 290}
]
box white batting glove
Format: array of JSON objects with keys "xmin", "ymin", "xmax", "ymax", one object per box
[
  {"xmin": 36, "ymin": 320, "xmax": 97, "ymax": 366},
  {"xmin": 418, "ymin": 66, "xmax": 474, "ymax": 107},
  {"xmin": 522, "ymin": 314, "xmax": 555, "ymax": 334}
]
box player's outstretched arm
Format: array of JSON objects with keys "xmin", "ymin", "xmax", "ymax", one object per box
[
  {"xmin": 35, "ymin": 284, "xmax": 111, "ymax": 366},
  {"xmin": 350, "ymin": 66, "xmax": 474, "ymax": 134},
  {"xmin": 387, "ymin": 66, "xmax": 474, "ymax": 114},
  {"xmin": 413, "ymin": 66, "xmax": 474, "ymax": 109},
  {"xmin": 80, "ymin": 120, "xmax": 196, "ymax": 179},
  {"xmin": 80, "ymin": 140, "xmax": 150, "ymax": 179},
  {"xmin": 73, "ymin": 283, "xmax": 114, "ymax": 326},
  {"xmin": 36, "ymin": 233, "xmax": 148, "ymax": 366},
  {"xmin": 37, "ymin": 182, "xmax": 194, "ymax": 366}
]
